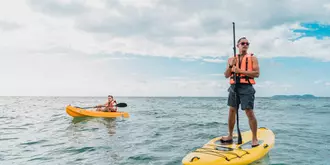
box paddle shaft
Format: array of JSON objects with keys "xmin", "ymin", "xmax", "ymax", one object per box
[
  {"xmin": 232, "ymin": 22, "xmax": 243, "ymax": 144},
  {"xmin": 76, "ymin": 103, "xmax": 127, "ymax": 109}
]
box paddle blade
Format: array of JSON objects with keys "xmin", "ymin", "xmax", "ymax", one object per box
[{"xmin": 115, "ymin": 103, "xmax": 127, "ymax": 107}]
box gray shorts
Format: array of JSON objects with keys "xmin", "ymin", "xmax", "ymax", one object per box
[{"xmin": 227, "ymin": 84, "xmax": 256, "ymax": 110}]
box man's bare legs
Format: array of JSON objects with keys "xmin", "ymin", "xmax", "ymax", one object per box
[
  {"xmin": 220, "ymin": 107, "xmax": 259, "ymax": 147},
  {"xmin": 245, "ymin": 109, "xmax": 258, "ymax": 146},
  {"xmin": 220, "ymin": 106, "xmax": 236, "ymax": 142}
]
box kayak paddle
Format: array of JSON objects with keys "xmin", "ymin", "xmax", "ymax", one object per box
[{"xmin": 75, "ymin": 103, "xmax": 128, "ymax": 109}]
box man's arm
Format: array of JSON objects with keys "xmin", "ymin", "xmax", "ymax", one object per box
[
  {"xmin": 96, "ymin": 105, "xmax": 104, "ymax": 108},
  {"xmin": 239, "ymin": 56, "xmax": 260, "ymax": 78},
  {"xmin": 224, "ymin": 58, "xmax": 233, "ymax": 78}
]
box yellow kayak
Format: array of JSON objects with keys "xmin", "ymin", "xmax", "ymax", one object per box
[
  {"xmin": 65, "ymin": 105, "xmax": 129, "ymax": 118},
  {"xmin": 182, "ymin": 127, "xmax": 275, "ymax": 165}
]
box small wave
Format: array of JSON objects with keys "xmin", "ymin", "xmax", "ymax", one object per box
[
  {"xmin": 0, "ymin": 137, "xmax": 19, "ymax": 141},
  {"xmin": 28, "ymin": 157, "xmax": 52, "ymax": 161},
  {"xmin": 313, "ymin": 111, "xmax": 330, "ymax": 114},
  {"xmin": 183, "ymin": 121, "xmax": 226, "ymax": 128},
  {"xmin": 64, "ymin": 146, "xmax": 96, "ymax": 154},
  {"xmin": 75, "ymin": 158, "xmax": 86, "ymax": 161},
  {"xmin": 152, "ymin": 132, "xmax": 161, "ymax": 138},
  {"xmin": 128, "ymin": 154, "xmax": 157, "ymax": 161},
  {"xmin": 164, "ymin": 159, "xmax": 182, "ymax": 165},
  {"xmin": 41, "ymin": 142, "xmax": 66, "ymax": 147},
  {"xmin": 193, "ymin": 132, "xmax": 213, "ymax": 139},
  {"xmin": 20, "ymin": 140, "xmax": 47, "ymax": 146},
  {"xmin": 2, "ymin": 127, "xmax": 28, "ymax": 130}
]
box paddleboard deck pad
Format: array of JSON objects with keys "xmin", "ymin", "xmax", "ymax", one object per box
[{"xmin": 182, "ymin": 127, "xmax": 275, "ymax": 165}]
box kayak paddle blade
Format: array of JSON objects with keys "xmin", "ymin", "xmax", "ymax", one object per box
[{"xmin": 116, "ymin": 103, "xmax": 127, "ymax": 107}]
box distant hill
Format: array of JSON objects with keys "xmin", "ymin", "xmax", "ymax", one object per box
[{"xmin": 271, "ymin": 94, "xmax": 317, "ymax": 99}]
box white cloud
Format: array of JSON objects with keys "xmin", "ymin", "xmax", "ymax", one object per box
[
  {"xmin": 103, "ymin": 57, "xmax": 136, "ymax": 60},
  {"xmin": 254, "ymin": 81, "xmax": 276, "ymax": 87},
  {"xmin": 208, "ymin": 74, "xmax": 223, "ymax": 77},
  {"xmin": 1, "ymin": 0, "xmax": 330, "ymax": 96},
  {"xmin": 141, "ymin": 78, "xmax": 230, "ymax": 97},
  {"xmin": 254, "ymin": 81, "xmax": 294, "ymax": 96},
  {"xmin": 0, "ymin": 0, "xmax": 327, "ymax": 60},
  {"xmin": 202, "ymin": 58, "xmax": 225, "ymax": 63},
  {"xmin": 313, "ymin": 80, "xmax": 330, "ymax": 87},
  {"xmin": 324, "ymin": 3, "xmax": 330, "ymax": 10},
  {"xmin": 165, "ymin": 77, "xmax": 189, "ymax": 81},
  {"xmin": 314, "ymin": 80, "xmax": 323, "ymax": 84}
]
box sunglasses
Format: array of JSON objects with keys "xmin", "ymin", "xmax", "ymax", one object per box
[{"xmin": 240, "ymin": 42, "xmax": 250, "ymax": 46}]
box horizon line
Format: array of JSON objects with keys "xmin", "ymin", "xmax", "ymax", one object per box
[{"xmin": 0, "ymin": 95, "xmax": 327, "ymax": 98}]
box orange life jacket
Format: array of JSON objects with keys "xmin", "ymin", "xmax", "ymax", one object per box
[
  {"xmin": 229, "ymin": 53, "xmax": 256, "ymax": 85},
  {"xmin": 107, "ymin": 100, "xmax": 117, "ymax": 112},
  {"xmin": 107, "ymin": 100, "xmax": 117, "ymax": 107}
]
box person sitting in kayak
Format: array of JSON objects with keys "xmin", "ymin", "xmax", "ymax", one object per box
[{"xmin": 96, "ymin": 95, "xmax": 117, "ymax": 112}]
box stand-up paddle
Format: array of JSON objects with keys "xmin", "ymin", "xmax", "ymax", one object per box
[{"xmin": 232, "ymin": 22, "xmax": 242, "ymax": 144}]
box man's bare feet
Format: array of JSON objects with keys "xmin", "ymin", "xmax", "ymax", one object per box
[
  {"xmin": 220, "ymin": 135, "xmax": 233, "ymax": 143},
  {"xmin": 252, "ymin": 139, "xmax": 259, "ymax": 147}
]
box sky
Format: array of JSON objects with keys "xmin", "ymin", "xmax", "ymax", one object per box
[{"xmin": 1, "ymin": 0, "xmax": 330, "ymax": 97}]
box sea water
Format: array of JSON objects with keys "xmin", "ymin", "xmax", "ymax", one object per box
[{"xmin": 1, "ymin": 96, "xmax": 329, "ymax": 165}]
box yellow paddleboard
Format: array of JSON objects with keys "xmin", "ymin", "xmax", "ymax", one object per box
[
  {"xmin": 66, "ymin": 105, "xmax": 129, "ymax": 118},
  {"xmin": 182, "ymin": 127, "xmax": 275, "ymax": 165}
]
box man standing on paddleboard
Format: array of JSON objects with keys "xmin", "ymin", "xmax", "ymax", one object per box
[{"xmin": 222, "ymin": 37, "xmax": 260, "ymax": 147}]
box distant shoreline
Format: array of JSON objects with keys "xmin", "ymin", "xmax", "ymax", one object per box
[
  {"xmin": 271, "ymin": 94, "xmax": 318, "ymax": 99},
  {"xmin": 0, "ymin": 95, "xmax": 327, "ymax": 98}
]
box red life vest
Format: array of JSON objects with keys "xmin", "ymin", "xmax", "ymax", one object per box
[
  {"xmin": 108, "ymin": 100, "xmax": 117, "ymax": 107},
  {"xmin": 229, "ymin": 53, "xmax": 256, "ymax": 85},
  {"xmin": 107, "ymin": 100, "xmax": 117, "ymax": 112}
]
